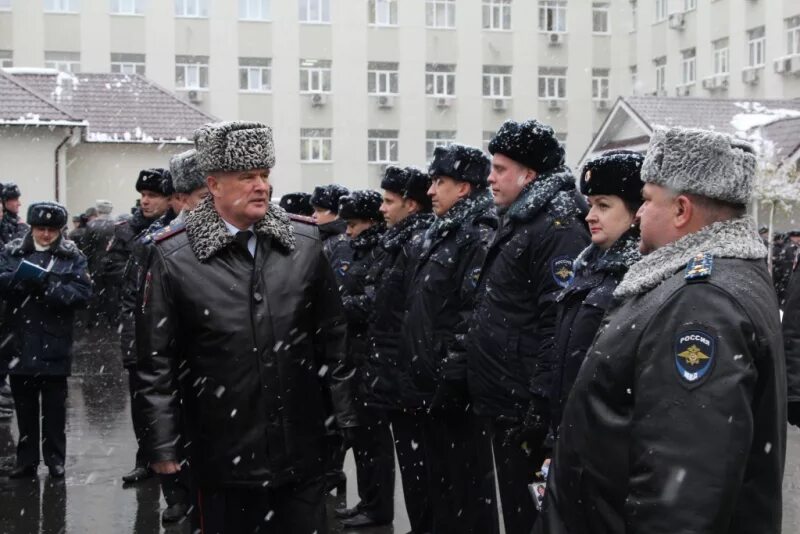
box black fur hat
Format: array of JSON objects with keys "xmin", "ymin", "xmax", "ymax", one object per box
[
  {"xmin": 311, "ymin": 184, "xmax": 350, "ymax": 214},
  {"xmin": 428, "ymin": 144, "xmax": 490, "ymax": 190},
  {"xmin": 1, "ymin": 182, "xmax": 21, "ymax": 201},
  {"xmin": 488, "ymin": 119, "xmax": 565, "ymax": 173},
  {"xmin": 338, "ymin": 190, "xmax": 384, "ymax": 222},
  {"xmin": 27, "ymin": 201, "xmax": 68, "ymax": 229},
  {"xmin": 580, "ymin": 150, "xmax": 645, "ymax": 207},
  {"xmin": 136, "ymin": 168, "xmax": 174, "ymax": 196},
  {"xmin": 380, "ymin": 166, "xmax": 433, "ymax": 212},
  {"xmin": 279, "ymin": 192, "xmax": 314, "ymax": 216}
]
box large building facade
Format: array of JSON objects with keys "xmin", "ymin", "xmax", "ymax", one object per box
[{"xmin": 1, "ymin": 0, "xmax": 798, "ymax": 194}]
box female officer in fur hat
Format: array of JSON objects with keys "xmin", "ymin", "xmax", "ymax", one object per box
[{"xmin": 0, "ymin": 202, "xmax": 91, "ymax": 479}]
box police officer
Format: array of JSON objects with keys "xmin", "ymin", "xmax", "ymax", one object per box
[
  {"xmin": 0, "ymin": 183, "xmax": 29, "ymax": 245},
  {"xmin": 539, "ymin": 127, "xmax": 786, "ymax": 534},
  {"xmin": 82, "ymin": 200, "xmax": 116, "ymax": 326},
  {"xmin": 403, "ymin": 144, "xmax": 499, "ymax": 534},
  {"xmin": 279, "ymin": 192, "xmax": 314, "ymax": 217},
  {"xmin": 781, "ymin": 257, "xmax": 800, "ymax": 430}
]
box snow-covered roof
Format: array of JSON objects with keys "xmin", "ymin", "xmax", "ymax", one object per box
[
  {"xmin": 5, "ymin": 70, "xmax": 215, "ymax": 144},
  {"xmin": 0, "ymin": 69, "xmax": 85, "ymax": 126}
]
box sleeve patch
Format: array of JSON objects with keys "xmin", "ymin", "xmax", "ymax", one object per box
[
  {"xmin": 674, "ymin": 327, "xmax": 717, "ymax": 388},
  {"xmin": 551, "ymin": 256, "xmax": 575, "ymax": 289}
]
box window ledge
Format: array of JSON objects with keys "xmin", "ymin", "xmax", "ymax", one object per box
[
  {"xmin": 538, "ymin": 30, "xmax": 567, "ymax": 34},
  {"xmin": 300, "ymin": 91, "xmax": 332, "ymax": 95},
  {"xmin": 301, "ymin": 161, "xmax": 334, "ymax": 164},
  {"xmin": 175, "ymin": 15, "xmax": 209, "ymax": 19},
  {"xmin": 368, "ymin": 23, "xmax": 398, "ymax": 28},
  {"xmin": 239, "ymin": 18, "xmax": 272, "ymax": 23},
  {"xmin": 239, "ymin": 90, "xmax": 273, "ymax": 94},
  {"xmin": 426, "ymin": 26, "xmax": 456, "ymax": 31},
  {"xmin": 483, "ymin": 28, "xmax": 512, "ymax": 33},
  {"xmin": 299, "ymin": 21, "xmax": 331, "ymax": 25},
  {"xmin": 592, "ymin": 32, "xmax": 611, "ymax": 36},
  {"xmin": 44, "ymin": 11, "xmax": 80, "ymax": 15},
  {"xmin": 176, "ymin": 87, "xmax": 209, "ymax": 92},
  {"xmin": 483, "ymin": 96, "xmax": 512, "ymax": 100},
  {"xmin": 110, "ymin": 13, "xmax": 145, "ymax": 17}
]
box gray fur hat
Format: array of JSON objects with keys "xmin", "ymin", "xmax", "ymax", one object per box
[
  {"xmin": 641, "ymin": 126, "xmax": 756, "ymax": 205},
  {"xmin": 170, "ymin": 149, "xmax": 207, "ymax": 194},
  {"xmin": 194, "ymin": 121, "xmax": 275, "ymax": 174},
  {"xmin": 95, "ymin": 199, "xmax": 113, "ymax": 215}
]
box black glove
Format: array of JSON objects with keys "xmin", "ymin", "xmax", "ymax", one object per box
[
  {"xmin": 789, "ymin": 401, "xmax": 800, "ymax": 428},
  {"xmin": 340, "ymin": 427, "xmax": 357, "ymax": 450},
  {"xmin": 503, "ymin": 397, "xmax": 550, "ymax": 450}
]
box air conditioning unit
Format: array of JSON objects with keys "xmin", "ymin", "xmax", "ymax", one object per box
[
  {"xmin": 187, "ymin": 90, "xmax": 203, "ymax": 103},
  {"xmin": 547, "ymin": 32, "xmax": 563, "ymax": 46},
  {"xmin": 790, "ymin": 54, "xmax": 800, "ymax": 74},
  {"xmin": 594, "ymin": 99, "xmax": 610, "ymax": 110},
  {"xmin": 741, "ymin": 67, "xmax": 760, "ymax": 85},
  {"xmin": 377, "ymin": 95, "xmax": 395, "ymax": 109},
  {"xmin": 310, "ymin": 93, "xmax": 328, "ymax": 107},
  {"xmin": 435, "ymin": 97, "xmax": 452, "ymax": 108},
  {"xmin": 701, "ymin": 75, "xmax": 728, "ymax": 90},
  {"xmin": 668, "ymin": 12, "xmax": 685, "ymax": 30},
  {"xmin": 492, "ymin": 98, "xmax": 508, "ymax": 111},
  {"xmin": 548, "ymin": 99, "xmax": 561, "ymax": 110},
  {"xmin": 675, "ymin": 84, "xmax": 692, "ymax": 97},
  {"xmin": 774, "ymin": 56, "xmax": 792, "ymax": 74}
]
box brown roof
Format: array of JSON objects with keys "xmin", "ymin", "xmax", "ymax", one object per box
[
  {"xmin": 7, "ymin": 69, "xmax": 215, "ymax": 143},
  {"xmin": 0, "ymin": 69, "xmax": 83, "ymax": 125}
]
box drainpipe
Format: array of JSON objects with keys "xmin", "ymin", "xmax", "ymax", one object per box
[{"xmin": 54, "ymin": 127, "xmax": 73, "ymax": 204}]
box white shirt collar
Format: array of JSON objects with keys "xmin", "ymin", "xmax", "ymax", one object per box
[
  {"xmin": 221, "ymin": 218, "xmax": 255, "ymax": 236},
  {"xmin": 221, "ymin": 218, "xmax": 256, "ymax": 256}
]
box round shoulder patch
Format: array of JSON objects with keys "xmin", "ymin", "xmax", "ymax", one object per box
[
  {"xmin": 674, "ymin": 327, "xmax": 716, "ymax": 388},
  {"xmin": 551, "ymin": 256, "xmax": 575, "ymax": 289}
]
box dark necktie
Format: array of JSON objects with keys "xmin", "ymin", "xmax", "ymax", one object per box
[{"xmin": 234, "ymin": 230, "xmax": 253, "ymax": 257}]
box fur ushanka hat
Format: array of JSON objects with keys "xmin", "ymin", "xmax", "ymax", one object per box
[
  {"xmin": 311, "ymin": 184, "xmax": 350, "ymax": 214},
  {"xmin": 580, "ymin": 150, "xmax": 645, "ymax": 207},
  {"xmin": 381, "ymin": 166, "xmax": 433, "ymax": 212},
  {"xmin": 338, "ymin": 190, "xmax": 384, "ymax": 222},
  {"xmin": 170, "ymin": 149, "xmax": 207, "ymax": 194},
  {"xmin": 194, "ymin": 121, "xmax": 275, "ymax": 174},
  {"xmin": 136, "ymin": 168, "xmax": 174, "ymax": 196},
  {"xmin": 27, "ymin": 201, "xmax": 68, "ymax": 229},
  {"xmin": 279, "ymin": 192, "xmax": 314, "ymax": 216},
  {"xmin": 428, "ymin": 144, "xmax": 490, "ymax": 190},
  {"xmin": 488, "ymin": 119, "xmax": 565, "ymax": 174}
]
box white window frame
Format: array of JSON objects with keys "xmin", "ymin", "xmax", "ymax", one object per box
[
  {"xmin": 369, "ymin": 0, "xmax": 397, "ymax": 27},
  {"xmin": 684, "ymin": 0, "xmax": 697, "ymax": 11},
  {"xmin": 0, "ymin": 0, "xmax": 10, "ymax": 11},
  {"xmin": 425, "ymin": 69, "xmax": 456, "ymax": 97},
  {"xmin": 713, "ymin": 43, "xmax": 729, "ymax": 75},
  {"xmin": 111, "ymin": 61, "xmax": 145, "ymax": 75},
  {"xmin": 239, "ymin": 0, "xmax": 271, "ymax": 21},
  {"xmin": 654, "ymin": 0, "xmax": 667, "ymax": 23},
  {"xmin": 299, "ymin": 0, "xmax": 330, "ymax": 24},
  {"xmin": 175, "ymin": 0, "xmax": 207, "ymax": 18},
  {"xmin": 630, "ymin": 0, "xmax": 638, "ymax": 32},
  {"xmin": 45, "ymin": 59, "xmax": 80, "ymax": 72},
  {"xmin": 655, "ymin": 62, "xmax": 666, "ymax": 93},
  {"xmin": 748, "ymin": 28, "xmax": 765, "ymax": 67},
  {"xmin": 301, "ymin": 131, "xmax": 333, "ymax": 163},
  {"xmin": 368, "ymin": 67, "xmax": 399, "ymax": 95},
  {"xmin": 426, "ymin": 0, "xmax": 456, "ymax": 29},
  {"xmin": 538, "ymin": 1, "xmax": 567, "ymax": 33},
  {"xmin": 239, "ymin": 65, "xmax": 272, "ymax": 93},
  {"xmin": 368, "ymin": 136, "xmax": 399, "ymax": 165},
  {"xmin": 175, "ymin": 61, "xmax": 209, "ymax": 90},
  {"xmin": 110, "ymin": 0, "xmax": 144, "ymax": 15},
  {"xmin": 482, "ymin": 0, "xmax": 511, "ymax": 31},
  {"xmin": 483, "ymin": 70, "xmax": 512, "ymax": 98},
  {"xmin": 538, "ymin": 74, "xmax": 567, "ymax": 99},
  {"xmin": 44, "ymin": 0, "xmax": 80, "ymax": 13},
  {"xmin": 300, "ymin": 62, "xmax": 332, "ymax": 93},
  {"xmin": 681, "ymin": 53, "xmax": 696, "ymax": 85},
  {"xmin": 789, "ymin": 19, "xmax": 800, "ymax": 55},
  {"xmin": 592, "ymin": 3, "xmax": 610, "ymax": 34},
  {"xmin": 426, "ymin": 132, "xmax": 455, "ymax": 160},
  {"xmin": 592, "ymin": 75, "xmax": 609, "ymax": 100}
]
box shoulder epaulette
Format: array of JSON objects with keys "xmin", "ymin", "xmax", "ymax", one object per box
[
  {"xmin": 289, "ymin": 213, "xmax": 317, "ymax": 226},
  {"xmin": 153, "ymin": 222, "xmax": 186, "ymax": 243},
  {"xmin": 685, "ymin": 252, "xmax": 713, "ymax": 282},
  {"xmin": 114, "ymin": 219, "xmax": 127, "ymax": 226}
]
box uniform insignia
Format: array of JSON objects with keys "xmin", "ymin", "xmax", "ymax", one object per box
[
  {"xmin": 336, "ymin": 260, "xmax": 351, "ymax": 277},
  {"xmin": 685, "ymin": 252, "xmax": 713, "ymax": 281},
  {"xmin": 288, "ymin": 213, "xmax": 317, "ymax": 225},
  {"xmin": 551, "ymin": 256, "xmax": 575, "ymax": 288},
  {"xmin": 470, "ymin": 266, "xmax": 482, "ymax": 288},
  {"xmin": 674, "ymin": 328, "xmax": 716, "ymax": 387},
  {"xmin": 584, "ymin": 170, "xmax": 592, "ymax": 182},
  {"xmin": 154, "ymin": 222, "xmax": 186, "ymax": 243}
]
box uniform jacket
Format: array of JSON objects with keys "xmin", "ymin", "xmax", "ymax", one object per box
[
  {"xmin": 0, "ymin": 234, "xmax": 91, "ymax": 376},
  {"xmin": 319, "ymin": 218, "xmax": 352, "ymax": 287},
  {"xmin": 363, "ymin": 213, "xmax": 432, "ymax": 410},
  {"xmin": 548, "ymin": 228, "xmax": 640, "ymax": 433},
  {"xmin": 82, "ymin": 216, "xmax": 115, "ymax": 277},
  {"xmin": 540, "ymin": 217, "xmax": 785, "ymax": 534},
  {"xmin": 781, "ymin": 264, "xmax": 800, "ymax": 408},
  {"xmin": 467, "ymin": 167, "xmax": 590, "ymax": 421},
  {"xmin": 103, "ymin": 209, "xmax": 156, "ymax": 280},
  {"xmin": 0, "ymin": 212, "xmax": 29, "ymax": 245},
  {"xmin": 402, "ymin": 191, "xmax": 497, "ymax": 411},
  {"xmin": 135, "ymin": 197, "xmax": 356, "ymax": 489}
]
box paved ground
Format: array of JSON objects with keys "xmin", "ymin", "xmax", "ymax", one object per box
[{"xmin": 0, "ymin": 324, "xmax": 798, "ymax": 533}]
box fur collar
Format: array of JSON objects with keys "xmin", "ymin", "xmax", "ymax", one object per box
[
  {"xmin": 506, "ymin": 165, "xmax": 577, "ymax": 223},
  {"xmin": 614, "ymin": 217, "xmax": 766, "ymax": 299},
  {"xmin": 429, "ymin": 189, "xmax": 494, "ymax": 239},
  {"xmin": 184, "ymin": 196, "xmax": 295, "ymax": 262},
  {"xmin": 574, "ymin": 227, "xmax": 641, "ymax": 277},
  {"xmin": 6, "ymin": 232, "xmax": 80, "ymax": 259},
  {"xmin": 351, "ymin": 222, "xmax": 386, "ymax": 251},
  {"xmin": 382, "ymin": 213, "xmax": 433, "ymax": 252},
  {"xmin": 318, "ymin": 218, "xmax": 347, "ymax": 241}
]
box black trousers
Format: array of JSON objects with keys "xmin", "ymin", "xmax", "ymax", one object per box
[
  {"xmin": 161, "ymin": 470, "xmax": 191, "ymax": 506},
  {"xmin": 10, "ymin": 375, "xmax": 68, "ymax": 467},
  {"xmin": 351, "ymin": 407, "xmax": 395, "ymax": 522},
  {"xmin": 423, "ymin": 411, "xmax": 499, "ymax": 534},
  {"xmin": 491, "ymin": 419, "xmax": 546, "ymax": 534},
  {"xmin": 389, "ymin": 411, "xmax": 432, "ymax": 533},
  {"xmin": 192, "ymin": 477, "xmax": 327, "ymax": 534},
  {"xmin": 127, "ymin": 367, "xmax": 148, "ymax": 468}
]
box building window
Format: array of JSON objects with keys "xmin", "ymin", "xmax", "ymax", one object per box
[
  {"xmin": 240, "ymin": 0, "xmax": 270, "ymax": 21},
  {"xmin": 239, "ymin": 58, "xmax": 272, "ymax": 92},
  {"xmin": 44, "ymin": 0, "xmax": 80, "ymax": 13},
  {"xmin": 747, "ymin": 27, "xmax": 765, "ymax": 67},
  {"xmin": 684, "ymin": 0, "xmax": 696, "ymax": 11},
  {"xmin": 0, "ymin": 50, "xmax": 12, "ymax": 68},
  {"xmin": 538, "ymin": 1, "xmax": 567, "ymax": 33},
  {"xmin": 592, "ymin": 3, "xmax": 610, "ymax": 34},
  {"xmin": 175, "ymin": 55, "xmax": 209, "ymax": 89},
  {"xmin": 483, "ymin": 65, "xmax": 512, "ymax": 98},
  {"xmin": 110, "ymin": 0, "xmax": 144, "ymax": 15},
  {"xmin": 538, "ymin": 67, "xmax": 567, "ymax": 99},
  {"xmin": 369, "ymin": 0, "xmax": 397, "ymax": 26},
  {"xmin": 426, "ymin": 0, "xmax": 455, "ymax": 29},
  {"xmin": 45, "ymin": 51, "xmax": 80, "ymax": 72},
  {"xmin": 482, "ymin": 0, "xmax": 511, "ymax": 31},
  {"xmin": 788, "ymin": 16, "xmax": 800, "ymax": 55},
  {"xmin": 713, "ymin": 38, "xmax": 729, "ymax": 75},
  {"xmin": 175, "ymin": 0, "xmax": 207, "ymax": 18},
  {"xmin": 592, "ymin": 69, "xmax": 609, "ymax": 100},
  {"xmin": 629, "ymin": 65, "xmax": 638, "ymax": 95},
  {"xmin": 368, "ymin": 62, "xmax": 399, "ymax": 95},
  {"xmin": 110, "ymin": 53, "xmax": 145, "ymax": 75},
  {"xmin": 482, "ymin": 131, "xmax": 495, "ymax": 153},
  {"xmin": 300, "ymin": 59, "xmax": 332, "ymax": 93},
  {"xmin": 299, "ymin": 0, "xmax": 330, "ymax": 23},
  {"xmin": 301, "ymin": 128, "xmax": 333, "ymax": 162},
  {"xmin": 681, "ymin": 48, "xmax": 696, "ymax": 85},
  {"xmin": 630, "ymin": 0, "xmax": 637, "ymax": 32},
  {"xmin": 0, "ymin": 0, "xmax": 10, "ymax": 10},
  {"xmin": 426, "ymin": 64, "xmax": 455, "ymax": 97},
  {"xmin": 426, "ymin": 130, "xmax": 456, "ymax": 160},
  {"xmin": 368, "ymin": 130, "xmax": 399, "ymax": 164},
  {"xmin": 654, "ymin": 57, "xmax": 666, "ymax": 94},
  {"xmin": 654, "ymin": 0, "xmax": 667, "ymax": 22}
]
